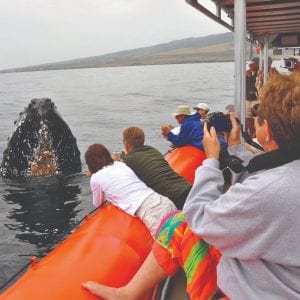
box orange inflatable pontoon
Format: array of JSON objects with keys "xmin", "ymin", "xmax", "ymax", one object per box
[
  {"xmin": 1, "ymin": 146, "xmax": 206, "ymax": 299},
  {"xmin": 0, "ymin": 205, "xmax": 153, "ymax": 300},
  {"xmin": 165, "ymin": 145, "xmax": 206, "ymax": 184}
]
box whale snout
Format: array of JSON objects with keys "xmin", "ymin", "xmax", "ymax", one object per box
[
  {"xmin": 0, "ymin": 98, "xmax": 81, "ymax": 178},
  {"xmin": 27, "ymin": 98, "xmax": 57, "ymax": 119}
]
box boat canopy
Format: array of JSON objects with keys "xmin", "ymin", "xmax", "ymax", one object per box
[
  {"xmin": 186, "ymin": 0, "xmax": 300, "ymax": 125},
  {"xmin": 186, "ymin": 0, "xmax": 300, "ymax": 46}
]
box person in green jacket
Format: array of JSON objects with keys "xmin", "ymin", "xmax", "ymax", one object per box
[{"xmin": 120, "ymin": 127, "xmax": 192, "ymax": 209}]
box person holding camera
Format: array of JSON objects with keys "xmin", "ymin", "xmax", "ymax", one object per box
[
  {"xmin": 121, "ymin": 127, "xmax": 192, "ymax": 210},
  {"xmin": 83, "ymin": 71, "xmax": 300, "ymax": 299},
  {"xmin": 85, "ymin": 143, "xmax": 178, "ymax": 237},
  {"xmin": 161, "ymin": 105, "xmax": 205, "ymax": 150},
  {"xmin": 161, "ymin": 105, "xmax": 227, "ymax": 151}
]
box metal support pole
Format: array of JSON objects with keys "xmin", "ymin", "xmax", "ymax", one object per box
[
  {"xmin": 263, "ymin": 35, "xmax": 269, "ymax": 84},
  {"xmin": 234, "ymin": 0, "xmax": 247, "ymax": 127},
  {"xmin": 259, "ymin": 45, "xmax": 263, "ymax": 70},
  {"xmin": 249, "ymin": 40, "xmax": 253, "ymax": 60}
]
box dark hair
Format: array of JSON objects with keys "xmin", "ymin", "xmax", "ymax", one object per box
[
  {"xmin": 123, "ymin": 127, "xmax": 145, "ymax": 149},
  {"xmin": 85, "ymin": 144, "xmax": 113, "ymax": 174},
  {"xmin": 251, "ymin": 103, "xmax": 262, "ymax": 119}
]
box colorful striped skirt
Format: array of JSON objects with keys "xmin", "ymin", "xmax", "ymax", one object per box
[{"xmin": 152, "ymin": 211, "xmax": 221, "ymax": 300}]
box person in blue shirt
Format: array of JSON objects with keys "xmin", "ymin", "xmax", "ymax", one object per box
[
  {"xmin": 161, "ymin": 105, "xmax": 227, "ymax": 150},
  {"xmin": 161, "ymin": 105, "xmax": 204, "ymax": 150}
]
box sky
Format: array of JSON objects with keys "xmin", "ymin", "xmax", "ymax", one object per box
[{"xmin": 0, "ymin": 0, "xmax": 229, "ymax": 70}]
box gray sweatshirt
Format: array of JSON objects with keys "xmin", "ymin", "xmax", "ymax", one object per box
[{"xmin": 183, "ymin": 145, "xmax": 300, "ymax": 299}]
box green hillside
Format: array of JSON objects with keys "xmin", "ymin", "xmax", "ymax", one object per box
[{"xmin": 0, "ymin": 32, "xmax": 234, "ymax": 73}]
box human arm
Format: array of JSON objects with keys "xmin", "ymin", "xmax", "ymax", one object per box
[
  {"xmin": 161, "ymin": 125, "xmax": 172, "ymax": 138},
  {"xmin": 166, "ymin": 121, "xmax": 203, "ymax": 148},
  {"xmin": 183, "ymin": 119, "xmax": 263, "ymax": 257},
  {"xmin": 183, "ymin": 164, "xmax": 264, "ymax": 258},
  {"xmin": 90, "ymin": 175, "xmax": 105, "ymax": 208},
  {"xmin": 227, "ymin": 112, "xmax": 255, "ymax": 166}
]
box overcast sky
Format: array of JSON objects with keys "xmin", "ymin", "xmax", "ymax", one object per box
[{"xmin": 0, "ymin": 0, "xmax": 229, "ymax": 70}]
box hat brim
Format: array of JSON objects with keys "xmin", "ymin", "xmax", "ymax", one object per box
[
  {"xmin": 193, "ymin": 106, "xmax": 208, "ymax": 111},
  {"xmin": 171, "ymin": 112, "xmax": 195, "ymax": 116},
  {"xmin": 247, "ymin": 60, "xmax": 259, "ymax": 65}
]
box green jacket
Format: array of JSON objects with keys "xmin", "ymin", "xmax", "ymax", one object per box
[{"xmin": 124, "ymin": 145, "xmax": 191, "ymax": 209}]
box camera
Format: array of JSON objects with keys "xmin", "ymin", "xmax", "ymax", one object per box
[
  {"xmin": 204, "ymin": 112, "xmax": 233, "ymax": 132},
  {"xmin": 280, "ymin": 58, "xmax": 296, "ymax": 69}
]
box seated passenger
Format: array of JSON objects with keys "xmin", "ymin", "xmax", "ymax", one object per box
[
  {"xmin": 85, "ymin": 144, "xmax": 176, "ymax": 236},
  {"xmin": 161, "ymin": 105, "xmax": 227, "ymax": 152},
  {"xmin": 121, "ymin": 127, "xmax": 192, "ymax": 209},
  {"xmin": 83, "ymin": 71, "xmax": 300, "ymax": 299},
  {"xmin": 193, "ymin": 102, "xmax": 210, "ymax": 123},
  {"xmin": 161, "ymin": 105, "xmax": 205, "ymax": 150}
]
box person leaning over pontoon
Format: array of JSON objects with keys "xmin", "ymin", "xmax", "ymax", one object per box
[
  {"xmin": 85, "ymin": 144, "xmax": 176, "ymax": 236},
  {"xmin": 83, "ymin": 71, "xmax": 300, "ymax": 299},
  {"xmin": 120, "ymin": 127, "xmax": 192, "ymax": 209}
]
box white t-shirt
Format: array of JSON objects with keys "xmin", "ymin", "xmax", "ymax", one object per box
[{"xmin": 90, "ymin": 161, "xmax": 154, "ymax": 216}]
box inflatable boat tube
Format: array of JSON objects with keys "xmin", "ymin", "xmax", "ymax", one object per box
[
  {"xmin": 165, "ymin": 146, "xmax": 206, "ymax": 184},
  {"xmin": 0, "ymin": 204, "xmax": 153, "ymax": 300},
  {"xmin": 1, "ymin": 146, "xmax": 205, "ymax": 299}
]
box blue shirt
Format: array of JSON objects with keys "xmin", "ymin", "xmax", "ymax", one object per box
[
  {"xmin": 167, "ymin": 113, "xmax": 204, "ymax": 150},
  {"xmin": 167, "ymin": 113, "xmax": 227, "ymax": 150}
]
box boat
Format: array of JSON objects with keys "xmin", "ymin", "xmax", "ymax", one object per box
[
  {"xmin": 1, "ymin": 1, "xmax": 299, "ymax": 299},
  {"xmin": 153, "ymin": 1, "xmax": 300, "ymax": 298},
  {"xmin": 0, "ymin": 146, "xmax": 205, "ymax": 299}
]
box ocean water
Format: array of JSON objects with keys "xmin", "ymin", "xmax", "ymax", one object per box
[{"xmin": 0, "ymin": 62, "xmax": 234, "ymax": 289}]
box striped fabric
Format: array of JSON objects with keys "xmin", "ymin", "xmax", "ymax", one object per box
[{"xmin": 155, "ymin": 211, "xmax": 221, "ymax": 300}]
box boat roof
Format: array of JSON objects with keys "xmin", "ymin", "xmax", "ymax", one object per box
[{"xmin": 187, "ymin": 0, "xmax": 300, "ymax": 48}]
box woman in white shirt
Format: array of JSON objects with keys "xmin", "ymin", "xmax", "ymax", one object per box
[{"xmin": 85, "ymin": 144, "xmax": 176, "ymax": 236}]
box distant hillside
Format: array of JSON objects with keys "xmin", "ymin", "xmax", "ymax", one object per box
[{"xmin": 1, "ymin": 32, "xmax": 234, "ymax": 73}]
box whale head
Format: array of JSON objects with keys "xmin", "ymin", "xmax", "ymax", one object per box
[{"xmin": 0, "ymin": 98, "xmax": 82, "ymax": 178}]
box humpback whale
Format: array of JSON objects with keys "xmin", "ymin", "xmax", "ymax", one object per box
[{"xmin": 0, "ymin": 98, "xmax": 82, "ymax": 178}]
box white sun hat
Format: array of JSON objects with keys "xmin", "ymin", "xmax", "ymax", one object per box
[
  {"xmin": 171, "ymin": 105, "xmax": 195, "ymax": 116},
  {"xmin": 193, "ymin": 103, "xmax": 210, "ymax": 112}
]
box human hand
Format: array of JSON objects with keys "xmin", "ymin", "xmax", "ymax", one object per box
[
  {"xmin": 161, "ymin": 125, "xmax": 171, "ymax": 138},
  {"xmin": 203, "ymin": 123, "xmax": 220, "ymax": 159},
  {"xmin": 246, "ymin": 70, "xmax": 252, "ymax": 77},
  {"xmin": 86, "ymin": 170, "xmax": 92, "ymax": 176},
  {"xmin": 227, "ymin": 112, "xmax": 241, "ymax": 147},
  {"xmin": 111, "ymin": 152, "xmax": 121, "ymax": 161}
]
